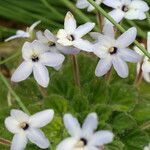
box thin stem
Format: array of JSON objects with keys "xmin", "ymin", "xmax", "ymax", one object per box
[
  {"xmin": 87, "ymin": 0, "xmax": 150, "ymax": 59},
  {"xmin": 0, "ymin": 52, "xmax": 20, "ymax": 65},
  {"xmin": 96, "ymin": 12, "xmax": 103, "ymax": 32},
  {"xmin": 140, "ymin": 120, "xmax": 150, "ymax": 130},
  {"xmin": 105, "ymin": 66, "xmax": 113, "ymax": 84},
  {"xmin": 71, "ymin": 55, "xmax": 80, "ymax": 87},
  {"xmin": 0, "ymin": 137, "xmax": 11, "ymax": 146},
  {"xmin": 0, "ymin": 73, "xmax": 30, "ymax": 115},
  {"xmin": 146, "ymin": 12, "xmax": 150, "ymax": 26}
]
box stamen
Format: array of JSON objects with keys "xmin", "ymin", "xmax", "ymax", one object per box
[
  {"xmin": 67, "ymin": 34, "xmax": 75, "ymax": 41},
  {"xmin": 48, "ymin": 41, "xmax": 56, "ymax": 47},
  {"xmin": 75, "ymin": 138, "xmax": 88, "ymax": 148},
  {"xmin": 31, "ymin": 55, "xmax": 39, "ymax": 62},
  {"xmin": 122, "ymin": 5, "xmax": 129, "ymax": 12},
  {"xmin": 20, "ymin": 122, "xmax": 29, "ymax": 130},
  {"xmin": 109, "ymin": 47, "xmax": 118, "ymax": 55}
]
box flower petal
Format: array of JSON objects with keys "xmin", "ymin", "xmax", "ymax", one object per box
[
  {"xmin": 76, "ymin": 0, "xmax": 89, "ymax": 9},
  {"xmin": 73, "ymin": 39, "xmax": 93, "ymax": 52},
  {"xmin": 142, "ymin": 59, "xmax": 150, "ymax": 72},
  {"xmin": 118, "ymin": 48, "xmax": 141, "ymax": 62},
  {"xmin": 130, "ymin": 0, "xmax": 149, "ymax": 12},
  {"xmin": 22, "ymin": 42, "xmax": 33, "ymax": 60},
  {"xmin": 103, "ymin": 24, "xmax": 115, "ymax": 38},
  {"xmin": 148, "ymin": 32, "xmax": 150, "ymax": 52},
  {"xmin": 5, "ymin": 117, "xmax": 20, "ymax": 134},
  {"xmin": 33, "ymin": 63, "xmax": 49, "ymax": 87},
  {"xmin": 27, "ymin": 129, "xmax": 50, "ymax": 149},
  {"xmin": 56, "ymin": 137, "xmax": 77, "ymax": 150},
  {"xmin": 11, "ymin": 109, "xmax": 29, "ymax": 123},
  {"xmin": 63, "ymin": 114, "xmax": 81, "ymax": 137},
  {"xmin": 74, "ymin": 22, "xmax": 95, "ymax": 38},
  {"xmin": 36, "ymin": 31, "xmax": 49, "ymax": 44},
  {"xmin": 11, "ymin": 61, "xmax": 33, "ymax": 82},
  {"xmin": 11, "ymin": 133, "xmax": 27, "ymax": 150},
  {"xmin": 95, "ymin": 58, "xmax": 112, "ymax": 77},
  {"xmin": 44, "ymin": 29, "xmax": 56, "ymax": 42},
  {"xmin": 143, "ymin": 72, "xmax": 150, "ymax": 83},
  {"xmin": 29, "ymin": 20, "xmax": 41, "ymax": 34},
  {"xmin": 40, "ymin": 52, "xmax": 65, "ymax": 67},
  {"xmin": 82, "ymin": 113, "xmax": 98, "ymax": 137},
  {"xmin": 65, "ymin": 12, "xmax": 76, "ymax": 34},
  {"xmin": 112, "ymin": 56, "xmax": 129, "ymax": 78},
  {"xmin": 115, "ymin": 27, "xmax": 137, "ymax": 48},
  {"xmin": 103, "ymin": 0, "xmax": 122, "ymax": 9},
  {"xmin": 89, "ymin": 131, "xmax": 114, "ymax": 146},
  {"xmin": 125, "ymin": 10, "xmax": 146, "ymax": 20},
  {"xmin": 29, "ymin": 109, "xmax": 54, "ymax": 128},
  {"xmin": 105, "ymin": 9, "xmax": 125, "ymax": 24}
]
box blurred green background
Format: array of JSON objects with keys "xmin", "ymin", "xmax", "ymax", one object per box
[{"xmin": 0, "ymin": 0, "xmax": 150, "ymax": 150}]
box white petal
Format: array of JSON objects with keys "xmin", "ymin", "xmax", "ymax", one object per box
[
  {"xmin": 82, "ymin": 113, "xmax": 98, "ymax": 137},
  {"xmin": 90, "ymin": 32, "xmax": 103, "ymax": 41},
  {"xmin": 95, "ymin": 58, "xmax": 112, "ymax": 77},
  {"xmin": 76, "ymin": 0, "xmax": 89, "ymax": 9},
  {"xmin": 73, "ymin": 39, "xmax": 93, "ymax": 52},
  {"xmin": 11, "ymin": 133, "xmax": 27, "ymax": 150},
  {"xmin": 143, "ymin": 72, "xmax": 150, "ymax": 83},
  {"xmin": 33, "ymin": 63, "xmax": 49, "ymax": 87},
  {"xmin": 5, "ymin": 34, "xmax": 28, "ymax": 42},
  {"xmin": 29, "ymin": 109, "xmax": 54, "ymax": 128},
  {"xmin": 29, "ymin": 20, "xmax": 41, "ymax": 34},
  {"xmin": 115, "ymin": 27, "xmax": 137, "ymax": 48},
  {"xmin": 32, "ymin": 40, "xmax": 48, "ymax": 54},
  {"xmin": 11, "ymin": 61, "xmax": 33, "ymax": 82},
  {"xmin": 36, "ymin": 31, "xmax": 49, "ymax": 44},
  {"xmin": 56, "ymin": 137, "xmax": 77, "ymax": 150},
  {"xmin": 130, "ymin": 0, "xmax": 149, "ymax": 12},
  {"xmin": 11, "ymin": 109, "xmax": 29, "ymax": 123},
  {"xmin": 148, "ymin": 32, "xmax": 150, "ymax": 52},
  {"xmin": 105, "ymin": 9, "xmax": 125, "ymax": 24},
  {"xmin": 125, "ymin": 10, "xmax": 146, "ymax": 20},
  {"xmin": 22, "ymin": 42, "xmax": 33, "ymax": 60},
  {"xmin": 118, "ymin": 48, "xmax": 141, "ymax": 62},
  {"xmin": 53, "ymin": 64, "xmax": 62, "ymax": 71},
  {"xmin": 142, "ymin": 59, "xmax": 150, "ymax": 72},
  {"xmin": 103, "ymin": 0, "xmax": 122, "ymax": 8},
  {"xmin": 44, "ymin": 29, "xmax": 56, "ymax": 42},
  {"xmin": 87, "ymin": 5, "xmax": 95, "ymax": 12},
  {"xmin": 5, "ymin": 117, "xmax": 20, "ymax": 134},
  {"xmin": 40, "ymin": 52, "xmax": 65, "ymax": 67},
  {"xmin": 63, "ymin": 114, "xmax": 81, "ymax": 137},
  {"xmin": 74, "ymin": 22, "xmax": 95, "ymax": 38},
  {"xmin": 89, "ymin": 131, "xmax": 114, "ymax": 146},
  {"xmin": 112, "ymin": 56, "xmax": 129, "ymax": 78},
  {"xmin": 27, "ymin": 129, "xmax": 50, "ymax": 149},
  {"xmin": 103, "ymin": 24, "xmax": 115, "ymax": 38},
  {"xmin": 65, "ymin": 12, "xmax": 76, "ymax": 34}
]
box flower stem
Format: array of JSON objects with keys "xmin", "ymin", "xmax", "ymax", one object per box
[
  {"xmin": 71, "ymin": 55, "xmax": 80, "ymax": 87},
  {"xmin": 96, "ymin": 12, "xmax": 103, "ymax": 32},
  {"xmin": 0, "ymin": 73, "xmax": 30, "ymax": 115},
  {"xmin": 0, "ymin": 137, "xmax": 11, "ymax": 146},
  {"xmin": 146, "ymin": 12, "xmax": 150, "ymax": 26},
  {"xmin": 87, "ymin": 0, "xmax": 150, "ymax": 59}
]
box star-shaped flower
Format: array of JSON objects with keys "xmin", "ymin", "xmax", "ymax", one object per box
[
  {"xmin": 56, "ymin": 113, "xmax": 114, "ymax": 150},
  {"xmin": 144, "ymin": 143, "xmax": 150, "ymax": 150},
  {"xmin": 104, "ymin": 0, "xmax": 149, "ymax": 24},
  {"xmin": 76, "ymin": 0, "xmax": 103, "ymax": 12},
  {"xmin": 57, "ymin": 12, "xmax": 95, "ymax": 52},
  {"xmin": 135, "ymin": 32, "xmax": 150, "ymax": 82},
  {"xmin": 11, "ymin": 40, "xmax": 65, "ymax": 87},
  {"xmin": 91, "ymin": 24, "xmax": 141, "ymax": 78},
  {"xmin": 5, "ymin": 21, "xmax": 41, "ymax": 42},
  {"xmin": 36, "ymin": 29, "xmax": 80, "ymax": 55},
  {"xmin": 5, "ymin": 109, "xmax": 54, "ymax": 150}
]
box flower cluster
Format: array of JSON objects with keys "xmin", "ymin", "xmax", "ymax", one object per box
[{"xmin": 5, "ymin": 110, "xmax": 114, "ymax": 150}]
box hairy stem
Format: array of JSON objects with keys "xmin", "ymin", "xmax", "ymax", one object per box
[
  {"xmin": 71, "ymin": 55, "xmax": 80, "ymax": 87},
  {"xmin": 0, "ymin": 137, "xmax": 11, "ymax": 146}
]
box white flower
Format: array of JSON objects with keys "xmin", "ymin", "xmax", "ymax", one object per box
[
  {"xmin": 5, "ymin": 109, "xmax": 54, "ymax": 150},
  {"xmin": 103, "ymin": 0, "xmax": 149, "ymax": 24},
  {"xmin": 135, "ymin": 32, "xmax": 150, "ymax": 82},
  {"xmin": 36, "ymin": 29, "xmax": 80, "ymax": 55},
  {"xmin": 76, "ymin": 0, "xmax": 103, "ymax": 12},
  {"xmin": 56, "ymin": 113, "xmax": 114, "ymax": 150},
  {"xmin": 91, "ymin": 24, "xmax": 141, "ymax": 78},
  {"xmin": 5, "ymin": 21, "xmax": 41, "ymax": 42},
  {"xmin": 11, "ymin": 40, "xmax": 65, "ymax": 87},
  {"xmin": 57, "ymin": 11, "xmax": 95, "ymax": 52},
  {"xmin": 144, "ymin": 143, "xmax": 150, "ymax": 150}
]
